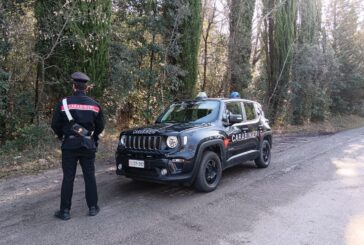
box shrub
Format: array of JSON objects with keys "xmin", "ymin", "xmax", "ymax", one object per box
[{"xmin": 0, "ymin": 124, "xmax": 55, "ymax": 156}]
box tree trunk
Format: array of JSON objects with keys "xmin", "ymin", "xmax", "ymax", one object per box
[
  {"xmin": 201, "ymin": 2, "xmax": 216, "ymax": 92},
  {"xmin": 228, "ymin": 0, "xmax": 256, "ymax": 97}
]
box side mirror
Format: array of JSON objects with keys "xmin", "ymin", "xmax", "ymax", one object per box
[{"xmin": 229, "ymin": 114, "xmax": 243, "ymax": 124}]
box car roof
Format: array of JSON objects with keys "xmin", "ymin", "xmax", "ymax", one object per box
[
  {"xmin": 175, "ymin": 98, "xmax": 259, "ymax": 104},
  {"xmin": 210, "ymin": 98, "xmax": 257, "ymax": 103}
]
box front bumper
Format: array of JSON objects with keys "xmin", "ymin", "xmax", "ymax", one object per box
[{"xmin": 115, "ymin": 151, "xmax": 196, "ymax": 184}]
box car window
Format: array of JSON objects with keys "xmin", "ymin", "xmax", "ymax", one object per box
[
  {"xmin": 244, "ymin": 102, "xmax": 256, "ymax": 121},
  {"xmin": 158, "ymin": 100, "xmax": 220, "ymax": 123},
  {"xmin": 225, "ymin": 102, "xmax": 243, "ymax": 115},
  {"xmin": 255, "ymin": 103, "xmax": 264, "ymax": 117}
]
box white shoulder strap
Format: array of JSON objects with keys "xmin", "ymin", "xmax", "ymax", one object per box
[{"xmin": 62, "ymin": 98, "xmax": 74, "ymax": 122}]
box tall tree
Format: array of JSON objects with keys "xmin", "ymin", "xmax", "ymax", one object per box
[
  {"xmin": 330, "ymin": 0, "xmax": 364, "ymax": 113},
  {"xmin": 228, "ymin": 0, "xmax": 256, "ymax": 97},
  {"xmin": 198, "ymin": 0, "xmax": 229, "ymax": 97},
  {"xmin": 110, "ymin": 0, "xmax": 190, "ymax": 124},
  {"xmin": 291, "ymin": 0, "xmax": 320, "ymax": 124},
  {"xmin": 34, "ymin": 0, "xmax": 111, "ymax": 101},
  {"xmin": 34, "ymin": 0, "xmax": 72, "ymax": 123},
  {"xmin": 177, "ymin": 0, "xmax": 202, "ymax": 98},
  {"xmin": 263, "ymin": 0, "xmax": 297, "ymax": 122},
  {"xmin": 0, "ymin": 0, "xmax": 11, "ymax": 141},
  {"xmin": 0, "ymin": 0, "xmax": 33, "ymax": 140},
  {"xmin": 298, "ymin": 0, "xmax": 317, "ymax": 44},
  {"xmin": 70, "ymin": 0, "xmax": 111, "ymax": 98},
  {"xmin": 201, "ymin": 0, "xmax": 217, "ymax": 92}
]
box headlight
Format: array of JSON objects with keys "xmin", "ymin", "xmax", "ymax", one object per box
[
  {"xmin": 166, "ymin": 136, "xmax": 178, "ymax": 148},
  {"xmin": 119, "ymin": 135, "xmax": 126, "ymax": 146}
]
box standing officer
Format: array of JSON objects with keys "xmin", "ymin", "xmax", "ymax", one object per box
[{"xmin": 51, "ymin": 72, "xmax": 105, "ymax": 220}]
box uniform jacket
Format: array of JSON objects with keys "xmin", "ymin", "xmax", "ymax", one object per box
[{"xmin": 51, "ymin": 90, "xmax": 105, "ymax": 150}]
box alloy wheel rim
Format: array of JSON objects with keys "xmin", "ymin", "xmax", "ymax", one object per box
[
  {"xmin": 205, "ymin": 159, "xmax": 218, "ymax": 184},
  {"xmin": 263, "ymin": 143, "xmax": 270, "ymax": 162}
]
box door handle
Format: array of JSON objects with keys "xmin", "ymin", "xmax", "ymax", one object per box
[{"xmin": 242, "ymin": 127, "xmax": 249, "ymax": 131}]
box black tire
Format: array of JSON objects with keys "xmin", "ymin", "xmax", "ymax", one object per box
[
  {"xmin": 255, "ymin": 140, "xmax": 271, "ymax": 168},
  {"xmin": 194, "ymin": 151, "xmax": 222, "ymax": 192}
]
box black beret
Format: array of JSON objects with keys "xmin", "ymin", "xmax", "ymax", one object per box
[{"xmin": 71, "ymin": 72, "xmax": 90, "ymax": 83}]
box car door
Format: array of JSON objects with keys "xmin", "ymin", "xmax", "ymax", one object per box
[
  {"xmin": 241, "ymin": 101, "xmax": 260, "ymax": 152},
  {"xmin": 224, "ymin": 101, "xmax": 249, "ymax": 166}
]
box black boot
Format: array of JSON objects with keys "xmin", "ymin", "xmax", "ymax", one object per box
[
  {"xmin": 89, "ymin": 206, "xmax": 100, "ymax": 216},
  {"xmin": 54, "ymin": 209, "xmax": 71, "ymax": 220}
]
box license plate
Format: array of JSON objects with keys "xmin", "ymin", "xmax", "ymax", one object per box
[{"xmin": 129, "ymin": 159, "xmax": 145, "ymax": 168}]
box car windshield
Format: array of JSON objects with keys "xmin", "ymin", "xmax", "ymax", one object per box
[{"xmin": 158, "ymin": 100, "xmax": 220, "ymax": 124}]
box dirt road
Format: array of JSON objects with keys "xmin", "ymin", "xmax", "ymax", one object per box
[{"xmin": 1, "ymin": 128, "xmax": 364, "ymax": 245}]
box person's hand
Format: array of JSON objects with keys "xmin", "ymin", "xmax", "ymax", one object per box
[
  {"xmin": 94, "ymin": 140, "xmax": 99, "ymax": 152},
  {"xmin": 57, "ymin": 135, "xmax": 63, "ymax": 147}
]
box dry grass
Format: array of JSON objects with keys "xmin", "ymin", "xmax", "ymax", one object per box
[
  {"xmin": 96, "ymin": 127, "xmax": 120, "ymax": 161},
  {"xmin": 0, "ymin": 145, "xmax": 61, "ymax": 179},
  {"xmin": 0, "ymin": 127, "xmax": 119, "ymax": 179}
]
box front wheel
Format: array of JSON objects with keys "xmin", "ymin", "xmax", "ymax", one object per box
[
  {"xmin": 194, "ymin": 151, "xmax": 222, "ymax": 192},
  {"xmin": 255, "ymin": 140, "xmax": 271, "ymax": 168}
]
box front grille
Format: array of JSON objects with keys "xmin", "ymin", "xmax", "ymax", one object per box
[{"xmin": 125, "ymin": 135, "xmax": 162, "ymax": 150}]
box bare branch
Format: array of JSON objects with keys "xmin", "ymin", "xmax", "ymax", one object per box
[
  {"xmin": 44, "ymin": 4, "xmax": 75, "ymax": 60},
  {"xmin": 267, "ymin": 37, "xmax": 297, "ymax": 108}
]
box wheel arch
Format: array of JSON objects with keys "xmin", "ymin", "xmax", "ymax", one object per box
[
  {"xmin": 204, "ymin": 144, "xmax": 223, "ymax": 162},
  {"xmin": 191, "ymin": 139, "xmax": 225, "ymax": 182},
  {"xmin": 263, "ymin": 134, "xmax": 272, "ymax": 149}
]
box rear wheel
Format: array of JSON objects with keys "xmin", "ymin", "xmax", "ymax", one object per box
[
  {"xmin": 194, "ymin": 151, "xmax": 222, "ymax": 192},
  {"xmin": 255, "ymin": 140, "xmax": 271, "ymax": 168}
]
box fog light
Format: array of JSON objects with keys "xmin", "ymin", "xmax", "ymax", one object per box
[
  {"xmin": 117, "ymin": 164, "xmax": 122, "ymax": 170},
  {"xmin": 161, "ymin": 168, "xmax": 168, "ymax": 176}
]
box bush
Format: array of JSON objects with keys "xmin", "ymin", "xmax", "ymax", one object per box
[{"xmin": 0, "ymin": 124, "xmax": 55, "ymax": 156}]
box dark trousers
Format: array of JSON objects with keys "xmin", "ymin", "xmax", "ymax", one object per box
[{"xmin": 60, "ymin": 149, "xmax": 98, "ymax": 211}]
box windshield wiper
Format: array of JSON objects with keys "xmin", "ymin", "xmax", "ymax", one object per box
[
  {"xmin": 162, "ymin": 120, "xmax": 180, "ymax": 123},
  {"xmin": 162, "ymin": 120, "xmax": 190, "ymax": 123}
]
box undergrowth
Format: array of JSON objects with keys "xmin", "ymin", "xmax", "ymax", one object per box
[{"xmin": 0, "ymin": 124, "xmax": 60, "ymax": 178}]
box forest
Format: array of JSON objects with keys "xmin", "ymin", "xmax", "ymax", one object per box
[{"xmin": 0, "ymin": 0, "xmax": 363, "ymax": 161}]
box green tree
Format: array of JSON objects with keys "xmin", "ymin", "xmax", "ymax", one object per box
[
  {"xmin": 177, "ymin": 0, "xmax": 202, "ymax": 98},
  {"xmin": 69, "ymin": 0, "xmax": 111, "ymax": 97},
  {"xmin": 34, "ymin": 0, "xmax": 111, "ymax": 102},
  {"xmin": 330, "ymin": 0, "xmax": 364, "ymax": 114},
  {"xmin": 263, "ymin": 0, "xmax": 297, "ymax": 123},
  {"xmin": 110, "ymin": 0, "xmax": 190, "ymax": 124},
  {"xmin": 0, "ymin": 0, "xmax": 31, "ymax": 141},
  {"xmin": 291, "ymin": 0, "xmax": 322, "ymax": 124},
  {"xmin": 0, "ymin": 1, "xmax": 11, "ymax": 141},
  {"xmin": 228, "ymin": 0, "xmax": 256, "ymax": 97}
]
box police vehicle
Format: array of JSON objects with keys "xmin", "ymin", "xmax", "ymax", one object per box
[{"xmin": 115, "ymin": 93, "xmax": 272, "ymax": 192}]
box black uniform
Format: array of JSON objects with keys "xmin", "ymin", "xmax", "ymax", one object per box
[{"xmin": 51, "ymin": 90, "xmax": 105, "ymax": 212}]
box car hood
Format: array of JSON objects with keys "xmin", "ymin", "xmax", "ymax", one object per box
[{"xmin": 122, "ymin": 123, "xmax": 211, "ymax": 135}]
